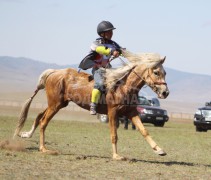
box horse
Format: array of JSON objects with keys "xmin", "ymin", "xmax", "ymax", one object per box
[{"xmin": 13, "ymin": 50, "xmax": 169, "ymax": 160}]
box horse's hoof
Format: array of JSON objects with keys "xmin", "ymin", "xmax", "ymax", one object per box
[
  {"xmin": 40, "ymin": 148, "xmax": 59, "ymax": 155},
  {"xmin": 156, "ymin": 150, "xmax": 167, "ymax": 156},
  {"xmin": 19, "ymin": 132, "xmax": 32, "ymax": 138},
  {"xmin": 113, "ymin": 154, "xmax": 127, "ymax": 161}
]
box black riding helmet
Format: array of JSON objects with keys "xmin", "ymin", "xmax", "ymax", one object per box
[{"xmin": 97, "ymin": 21, "xmax": 116, "ymax": 36}]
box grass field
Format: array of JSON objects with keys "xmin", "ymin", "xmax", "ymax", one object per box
[{"xmin": 0, "ymin": 114, "xmax": 211, "ymax": 179}]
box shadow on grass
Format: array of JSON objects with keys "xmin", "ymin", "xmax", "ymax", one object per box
[
  {"xmin": 26, "ymin": 147, "xmax": 39, "ymax": 151},
  {"xmin": 61, "ymin": 153, "xmax": 110, "ymax": 160},
  {"xmin": 127, "ymin": 158, "xmax": 211, "ymax": 168},
  {"xmin": 61, "ymin": 152, "xmax": 211, "ymax": 168}
]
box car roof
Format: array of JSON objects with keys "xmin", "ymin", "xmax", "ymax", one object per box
[{"xmin": 138, "ymin": 104, "xmax": 166, "ymax": 111}]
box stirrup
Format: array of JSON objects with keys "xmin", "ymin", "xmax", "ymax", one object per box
[{"xmin": 90, "ymin": 103, "xmax": 97, "ymax": 115}]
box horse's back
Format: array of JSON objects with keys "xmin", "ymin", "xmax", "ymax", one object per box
[
  {"xmin": 44, "ymin": 68, "xmax": 93, "ymax": 83},
  {"xmin": 63, "ymin": 68, "xmax": 94, "ymax": 86}
]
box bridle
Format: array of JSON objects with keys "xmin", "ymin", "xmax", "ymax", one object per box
[
  {"xmin": 129, "ymin": 63, "xmax": 167, "ymax": 89},
  {"xmin": 128, "ymin": 68, "xmax": 167, "ymax": 100},
  {"xmin": 109, "ymin": 55, "xmax": 167, "ymax": 91},
  {"xmin": 145, "ymin": 69, "xmax": 167, "ymax": 86}
]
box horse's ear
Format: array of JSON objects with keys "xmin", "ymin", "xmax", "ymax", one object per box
[{"xmin": 160, "ymin": 56, "xmax": 166, "ymax": 64}]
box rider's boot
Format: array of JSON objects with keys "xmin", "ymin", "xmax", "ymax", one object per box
[
  {"xmin": 90, "ymin": 102, "xmax": 97, "ymax": 115},
  {"xmin": 90, "ymin": 89, "xmax": 101, "ymax": 115}
]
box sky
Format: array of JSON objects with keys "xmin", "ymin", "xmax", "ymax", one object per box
[{"xmin": 0, "ymin": 0, "xmax": 211, "ymax": 75}]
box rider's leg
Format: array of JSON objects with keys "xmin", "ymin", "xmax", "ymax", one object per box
[
  {"xmin": 90, "ymin": 68, "xmax": 105, "ymax": 115},
  {"xmin": 90, "ymin": 89, "xmax": 101, "ymax": 115}
]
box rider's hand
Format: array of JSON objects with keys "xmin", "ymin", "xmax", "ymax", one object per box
[{"xmin": 112, "ymin": 50, "xmax": 120, "ymax": 58}]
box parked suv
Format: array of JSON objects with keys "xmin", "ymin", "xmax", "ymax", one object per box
[
  {"xmin": 97, "ymin": 96, "xmax": 169, "ymax": 127},
  {"xmin": 194, "ymin": 102, "xmax": 211, "ymax": 132}
]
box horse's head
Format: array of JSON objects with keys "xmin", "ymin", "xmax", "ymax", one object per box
[
  {"xmin": 122, "ymin": 51, "xmax": 169, "ymax": 99},
  {"xmin": 140, "ymin": 56, "xmax": 169, "ymax": 99}
]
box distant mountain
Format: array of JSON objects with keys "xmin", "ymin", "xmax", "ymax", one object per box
[
  {"xmin": 165, "ymin": 67, "xmax": 211, "ymax": 102},
  {"xmin": 0, "ymin": 56, "xmax": 72, "ymax": 92},
  {"xmin": 0, "ymin": 56, "xmax": 211, "ymax": 105}
]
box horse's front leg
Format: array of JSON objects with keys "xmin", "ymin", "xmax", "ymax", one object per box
[
  {"xmin": 108, "ymin": 110, "xmax": 126, "ymax": 160},
  {"xmin": 131, "ymin": 115, "xmax": 166, "ymax": 156}
]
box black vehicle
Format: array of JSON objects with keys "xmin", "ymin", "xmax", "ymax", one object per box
[
  {"xmin": 194, "ymin": 102, "xmax": 211, "ymax": 132},
  {"xmin": 98, "ymin": 96, "xmax": 169, "ymax": 127},
  {"xmin": 137, "ymin": 96, "xmax": 168, "ymax": 127}
]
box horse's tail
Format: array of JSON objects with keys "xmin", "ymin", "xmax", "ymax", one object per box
[{"xmin": 13, "ymin": 69, "xmax": 56, "ymax": 138}]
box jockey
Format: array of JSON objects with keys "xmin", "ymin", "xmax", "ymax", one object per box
[{"xmin": 79, "ymin": 21, "xmax": 122, "ymax": 115}]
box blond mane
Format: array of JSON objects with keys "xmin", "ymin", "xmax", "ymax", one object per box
[{"xmin": 105, "ymin": 50, "xmax": 163, "ymax": 89}]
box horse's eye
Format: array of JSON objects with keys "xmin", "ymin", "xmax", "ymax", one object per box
[{"xmin": 154, "ymin": 71, "xmax": 159, "ymax": 76}]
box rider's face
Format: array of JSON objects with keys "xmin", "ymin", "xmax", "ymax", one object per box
[{"xmin": 102, "ymin": 30, "xmax": 113, "ymax": 40}]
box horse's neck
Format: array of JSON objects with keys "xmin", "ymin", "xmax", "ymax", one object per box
[{"xmin": 121, "ymin": 69, "xmax": 145, "ymax": 95}]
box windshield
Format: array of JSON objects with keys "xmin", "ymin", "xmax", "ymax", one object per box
[
  {"xmin": 138, "ymin": 96, "xmax": 151, "ymax": 106},
  {"xmin": 151, "ymin": 98, "xmax": 160, "ymax": 107},
  {"xmin": 202, "ymin": 110, "xmax": 211, "ymax": 117}
]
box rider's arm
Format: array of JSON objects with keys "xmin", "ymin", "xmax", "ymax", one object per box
[
  {"xmin": 91, "ymin": 40, "xmax": 112, "ymax": 55},
  {"xmin": 91, "ymin": 43, "xmax": 120, "ymax": 57},
  {"xmin": 95, "ymin": 46, "xmax": 111, "ymax": 55}
]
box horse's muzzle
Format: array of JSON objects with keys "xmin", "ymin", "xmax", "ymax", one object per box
[
  {"xmin": 155, "ymin": 85, "xmax": 169, "ymax": 99},
  {"xmin": 162, "ymin": 90, "xmax": 169, "ymax": 98}
]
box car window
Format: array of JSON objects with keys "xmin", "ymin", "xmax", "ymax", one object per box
[
  {"xmin": 202, "ymin": 110, "xmax": 211, "ymax": 117},
  {"xmin": 138, "ymin": 96, "xmax": 151, "ymax": 106},
  {"xmin": 151, "ymin": 98, "xmax": 160, "ymax": 107},
  {"xmin": 205, "ymin": 102, "xmax": 211, "ymax": 106}
]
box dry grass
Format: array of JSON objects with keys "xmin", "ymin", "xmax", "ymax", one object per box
[{"xmin": 0, "ymin": 113, "xmax": 211, "ymax": 179}]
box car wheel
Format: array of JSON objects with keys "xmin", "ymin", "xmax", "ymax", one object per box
[
  {"xmin": 99, "ymin": 114, "xmax": 108, "ymax": 123},
  {"xmin": 154, "ymin": 122, "xmax": 165, "ymax": 127},
  {"xmin": 196, "ymin": 126, "xmax": 207, "ymax": 132}
]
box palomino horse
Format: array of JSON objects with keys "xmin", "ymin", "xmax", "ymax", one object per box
[{"xmin": 13, "ymin": 50, "xmax": 169, "ymax": 160}]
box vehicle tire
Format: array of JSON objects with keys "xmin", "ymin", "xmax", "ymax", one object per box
[
  {"xmin": 99, "ymin": 114, "xmax": 109, "ymax": 123},
  {"xmin": 196, "ymin": 126, "xmax": 207, "ymax": 132},
  {"xmin": 154, "ymin": 122, "xmax": 165, "ymax": 127}
]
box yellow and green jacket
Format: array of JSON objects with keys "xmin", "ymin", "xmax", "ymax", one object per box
[{"xmin": 79, "ymin": 37, "xmax": 121, "ymax": 70}]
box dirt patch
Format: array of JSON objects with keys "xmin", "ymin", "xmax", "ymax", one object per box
[{"xmin": 0, "ymin": 139, "xmax": 26, "ymax": 152}]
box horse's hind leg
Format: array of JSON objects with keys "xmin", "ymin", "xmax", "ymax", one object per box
[
  {"xmin": 39, "ymin": 107, "xmax": 59, "ymax": 153},
  {"xmin": 20, "ymin": 109, "xmax": 47, "ymax": 138}
]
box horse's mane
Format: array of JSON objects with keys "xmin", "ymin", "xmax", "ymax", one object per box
[{"xmin": 105, "ymin": 50, "xmax": 163, "ymax": 89}]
